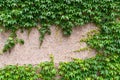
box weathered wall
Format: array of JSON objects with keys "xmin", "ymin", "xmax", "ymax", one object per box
[{"xmin": 0, "ymin": 23, "xmax": 97, "ymax": 67}]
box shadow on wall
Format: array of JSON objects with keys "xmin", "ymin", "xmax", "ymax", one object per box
[{"xmin": 0, "ymin": 23, "xmax": 98, "ymax": 67}]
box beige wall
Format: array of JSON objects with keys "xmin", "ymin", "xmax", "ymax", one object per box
[{"xmin": 0, "ymin": 23, "xmax": 97, "ymax": 67}]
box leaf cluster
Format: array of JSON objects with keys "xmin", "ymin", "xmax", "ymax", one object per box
[
  {"xmin": 87, "ymin": 22, "xmax": 120, "ymax": 55},
  {"xmin": 0, "ymin": 53, "xmax": 119, "ymax": 80},
  {"xmin": 0, "ymin": 59, "xmax": 57, "ymax": 80},
  {"xmin": 59, "ymin": 54, "xmax": 120, "ymax": 80},
  {"xmin": 0, "ymin": 0, "xmax": 119, "ymax": 52},
  {"xmin": 0, "ymin": 64, "xmax": 38, "ymax": 80}
]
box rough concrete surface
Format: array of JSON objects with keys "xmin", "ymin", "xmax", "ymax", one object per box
[{"xmin": 0, "ymin": 23, "xmax": 97, "ymax": 67}]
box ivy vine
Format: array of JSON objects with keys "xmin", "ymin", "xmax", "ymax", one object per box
[
  {"xmin": 59, "ymin": 53, "xmax": 120, "ymax": 80},
  {"xmin": 0, "ymin": 0, "xmax": 120, "ymax": 53},
  {"xmin": 0, "ymin": 53, "xmax": 120, "ymax": 80},
  {"xmin": 0, "ymin": 0, "xmax": 120, "ymax": 79}
]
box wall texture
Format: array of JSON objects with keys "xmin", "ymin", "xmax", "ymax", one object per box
[{"xmin": 0, "ymin": 23, "xmax": 97, "ymax": 67}]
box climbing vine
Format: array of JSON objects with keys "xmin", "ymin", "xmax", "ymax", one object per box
[
  {"xmin": 59, "ymin": 53, "xmax": 120, "ymax": 80},
  {"xmin": 87, "ymin": 22, "xmax": 120, "ymax": 55},
  {"xmin": 0, "ymin": 53, "xmax": 120, "ymax": 80},
  {"xmin": 0, "ymin": 0, "xmax": 120, "ymax": 79},
  {"xmin": 0, "ymin": 0, "xmax": 120, "ymax": 52}
]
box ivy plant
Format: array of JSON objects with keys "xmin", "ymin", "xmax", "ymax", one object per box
[{"xmin": 0, "ymin": 0, "xmax": 119, "ymax": 52}]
